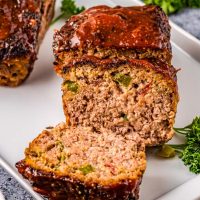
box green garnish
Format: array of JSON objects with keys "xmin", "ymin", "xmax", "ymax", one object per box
[
  {"xmin": 79, "ymin": 164, "xmax": 95, "ymax": 175},
  {"xmin": 187, "ymin": 0, "xmax": 200, "ymax": 8},
  {"xmin": 144, "ymin": 0, "xmax": 200, "ymax": 15},
  {"xmin": 51, "ymin": 0, "xmax": 85, "ymax": 25},
  {"xmin": 113, "ymin": 73, "xmax": 132, "ymax": 87},
  {"xmin": 157, "ymin": 144, "xmax": 176, "ymax": 158},
  {"xmin": 64, "ymin": 80, "xmax": 79, "ymax": 93},
  {"xmin": 157, "ymin": 117, "xmax": 200, "ymax": 174},
  {"xmin": 144, "ymin": 0, "xmax": 184, "ymax": 14}
]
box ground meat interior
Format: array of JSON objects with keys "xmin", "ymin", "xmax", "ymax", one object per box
[
  {"xmin": 62, "ymin": 64, "xmax": 177, "ymax": 146},
  {"xmin": 25, "ymin": 124, "xmax": 145, "ymax": 185}
]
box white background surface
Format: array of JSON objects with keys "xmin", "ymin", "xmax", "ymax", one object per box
[{"xmin": 0, "ymin": 0, "xmax": 200, "ymax": 199}]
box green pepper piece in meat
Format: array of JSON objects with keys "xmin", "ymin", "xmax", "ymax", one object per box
[
  {"xmin": 79, "ymin": 164, "xmax": 95, "ymax": 175},
  {"xmin": 64, "ymin": 80, "xmax": 79, "ymax": 93},
  {"xmin": 113, "ymin": 73, "xmax": 132, "ymax": 87}
]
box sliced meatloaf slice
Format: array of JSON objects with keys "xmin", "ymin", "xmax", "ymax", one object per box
[
  {"xmin": 60, "ymin": 57, "xmax": 178, "ymax": 146},
  {"xmin": 0, "ymin": 0, "xmax": 55, "ymax": 86},
  {"xmin": 53, "ymin": 5, "xmax": 172, "ymax": 78},
  {"xmin": 16, "ymin": 123, "xmax": 146, "ymax": 200}
]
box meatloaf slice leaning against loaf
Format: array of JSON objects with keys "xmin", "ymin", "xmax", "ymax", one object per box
[
  {"xmin": 0, "ymin": 0, "xmax": 55, "ymax": 86},
  {"xmin": 53, "ymin": 5, "xmax": 172, "ymax": 77},
  {"xmin": 16, "ymin": 123, "xmax": 146, "ymax": 200}
]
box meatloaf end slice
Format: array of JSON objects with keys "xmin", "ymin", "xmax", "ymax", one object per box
[
  {"xmin": 61, "ymin": 57, "xmax": 178, "ymax": 146},
  {"xmin": 53, "ymin": 5, "xmax": 172, "ymax": 77},
  {"xmin": 0, "ymin": 0, "xmax": 55, "ymax": 86},
  {"xmin": 16, "ymin": 123, "xmax": 146, "ymax": 200}
]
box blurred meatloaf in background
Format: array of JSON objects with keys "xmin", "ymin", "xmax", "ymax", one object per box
[
  {"xmin": 16, "ymin": 123, "xmax": 146, "ymax": 200},
  {"xmin": 0, "ymin": 0, "xmax": 55, "ymax": 86},
  {"xmin": 53, "ymin": 5, "xmax": 179, "ymax": 146}
]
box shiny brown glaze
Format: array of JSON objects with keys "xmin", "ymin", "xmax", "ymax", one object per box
[
  {"xmin": 53, "ymin": 5, "xmax": 171, "ymax": 54},
  {"xmin": 16, "ymin": 160, "xmax": 141, "ymax": 200},
  {"xmin": 0, "ymin": 0, "xmax": 55, "ymax": 86},
  {"xmin": 0, "ymin": 0, "xmax": 42, "ymax": 61}
]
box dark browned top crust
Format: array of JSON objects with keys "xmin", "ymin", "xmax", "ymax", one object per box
[
  {"xmin": 53, "ymin": 5, "xmax": 171, "ymax": 54},
  {"xmin": 16, "ymin": 160, "xmax": 141, "ymax": 200},
  {"xmin": 55, "ymin": 55, "xmax": 178, "ymax": 84},
  {"xmin": 0, "ymin": 0, "xmax": 42, "ymax": 61},
  {"xmin": 0, "ymin": 0, "xmax": 55, "ymax": 62},
  {"xmin": 0, "ymin": 0, "xmax": 55, "ymax": 86}
]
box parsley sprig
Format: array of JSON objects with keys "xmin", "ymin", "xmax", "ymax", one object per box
[
  {"xmin": 144, "ymin": 0, "xmax": 200, "ymax": 15},
  {"xmin": 51, "ymin": 0, "xmax": 85, "ymax": 25},
  {"xmin": 157, "ymin": 117, "xmax": 200, "ymax": 174}
]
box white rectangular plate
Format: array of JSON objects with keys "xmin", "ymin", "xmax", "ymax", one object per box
[{"xmin": 0, "ymin": 0, "xmax": 200, "ymax": 199}]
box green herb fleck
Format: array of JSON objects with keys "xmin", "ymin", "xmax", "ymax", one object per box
[
  {"xmin": 123, "ymin": 115, "xmax": 128, "ymax": 121},
  {"xmin": 56, "ymin": 141, "xmax": 64, "ymax": 151},
  {"xmin": 113, "ymin": 73, "xmax": 132, "ymax": 87},
  {"xmin": 64, "ymin": 80, "xmax": 79, "ymax": 93},
  {"xmin": 60, "ymin": 154, "xmax": 66, "ymax": 162},
  {"xmin": 79, "ymin": 164, "xmax": 95, "ymax": 175},
  {"xmin": 51, "ymin": 0, "xmax": 85, "ymax": 25},
  {"xmin": 120, "ymin": 112, "xmax": 128, "ymax": 121}
]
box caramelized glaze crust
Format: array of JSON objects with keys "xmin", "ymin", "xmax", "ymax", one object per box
[
  {"xmin": 0, "ymin": 0, "xmax": 55, "ymax": 86},
  {"xmin": 53, "ymin": 5, "xmax": 171, "ymax": 55},
  {"xmin": 0, "ymin": 0, "xmax": 42, "ymax": 61},
  {"xmin": 55, "ymin": 56, "xmax": 178, "ymax": 83},
  {"xmin": 16, "ymin": 160, "xmax": 141, "ymax": 200}
]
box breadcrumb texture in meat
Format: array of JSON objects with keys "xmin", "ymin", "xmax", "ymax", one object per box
[
  {"xmin": 53, "ymin": 5, "xmax": 172, "ymax": 67},
  {"xmin": 0, "ymin": 0, "xmax": 55, "ymax": 86},
  {"xmin": 16, "ymin": 123, "xmax": 146, "ymax": 200},
  {"xmin": 60, "ymin": 57, "xmax": 178, "ymax": 146}
]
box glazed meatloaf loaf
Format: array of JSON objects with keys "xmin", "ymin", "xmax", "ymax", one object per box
[
  {"xmin": 0, "ymin": 0, "xmax": 55, "ymax": 86},
  {"xmin": 53, "ymin": 5, "xmax": 172, "ymax": 76},
  {"xmin": 16, "ymin": 123, "xmax": 146, "ymax": 200},
  {"xmin": 53, "ymin": 5, "xmax": 179, "ymax": 146}
]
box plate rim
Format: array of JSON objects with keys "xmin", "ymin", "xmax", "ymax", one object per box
[{"xmin": 1, "ymin": 0, "xmax": 200, "ymax": 200}]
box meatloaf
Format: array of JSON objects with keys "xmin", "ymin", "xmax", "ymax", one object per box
[
  {"xmin": 16, "ymin": 123, "xmax": 146, "ymax": 200},
  {"xmin": 0, "ymin": 0, "xmax": 55, "ymax": 86},
  {"xmin": 53, "ymin": 5, "xmax": 172, "ymax": 78},
  {"xmin": 53, "ymin": 5, "xmax": 178, "ymax": 146},
  {"xmin": 61, "ymin": 57, "xmax": 178, "ymax": 146}
]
